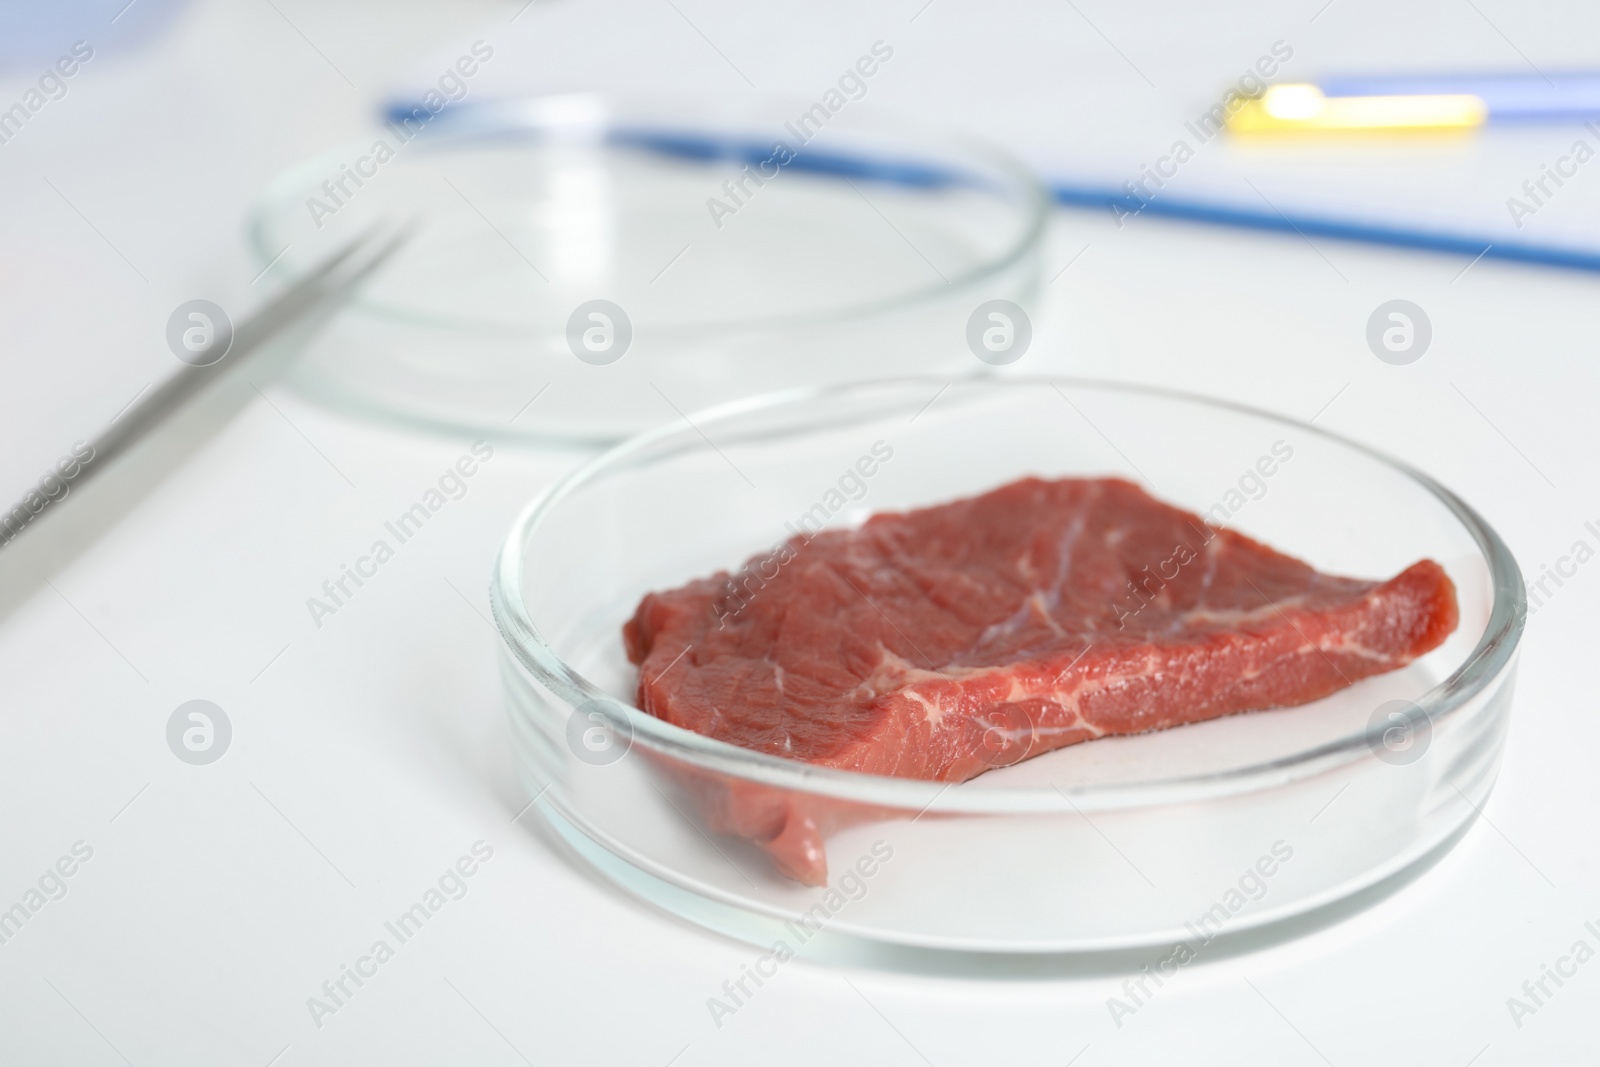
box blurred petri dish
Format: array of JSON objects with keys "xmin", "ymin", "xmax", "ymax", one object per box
[{"xmin": 249, "ymin": 94, "xmax": 1049, "ymax": 443}]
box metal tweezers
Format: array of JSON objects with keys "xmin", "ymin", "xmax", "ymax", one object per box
[{"xmin": 0, "ymin": 222, "xmax": 410, "ymax": 554}]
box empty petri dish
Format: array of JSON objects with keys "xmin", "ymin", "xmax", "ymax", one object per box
[{"xmin": 249, "ymin": 94, "xmax": 1048, "ymax": 442}]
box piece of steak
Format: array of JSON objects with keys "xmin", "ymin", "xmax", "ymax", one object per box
[{"xmin": 625, "ymin": 477, "xmax": 1458, "ymax": 885}]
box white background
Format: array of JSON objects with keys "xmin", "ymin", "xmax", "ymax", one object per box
[{"xmin": 0, "ymin": 1, "xmax": 1596, "ymax": 1063}]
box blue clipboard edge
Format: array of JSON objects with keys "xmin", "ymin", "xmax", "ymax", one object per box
[{"xmin": 384, "ymin": 100, "xmax": 1600, "ymax": 277}]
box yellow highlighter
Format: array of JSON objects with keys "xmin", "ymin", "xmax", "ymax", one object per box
[{"xmin": 1228, "ymin": 83, "xmax": 1488, "ymax": 134}]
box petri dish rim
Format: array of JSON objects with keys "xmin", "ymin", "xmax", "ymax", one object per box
[
  {"xmin": 246, "ymin": 92, "xmax": 1052, "ymax": 340},
  {"xmin": 489, "ymin": 375, "xmax": 1526, "ymax": 814}
]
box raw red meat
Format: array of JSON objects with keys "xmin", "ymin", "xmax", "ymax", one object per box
[{"xmin": 625, "ymin": 477, "xmax": 1458, "ymax": 885}]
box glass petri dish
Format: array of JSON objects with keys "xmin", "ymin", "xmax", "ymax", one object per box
[
  {"xmin": 249, "ymin": 95, "xmax": 1048, "ymax": 443},
  {"xmin": 490, "ymin": 378, "xmax": 1524, "ymax": 960}
]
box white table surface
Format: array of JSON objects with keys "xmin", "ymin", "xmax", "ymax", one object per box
[{"xmin": 1, "ymin": 1, "xmax": 1596, "ymax": 1063}]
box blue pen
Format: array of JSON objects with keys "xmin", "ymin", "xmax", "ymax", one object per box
[{"xmin": 1321, "ymin": 71, "xmax": 1600, "ymax": 122}]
